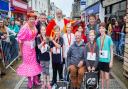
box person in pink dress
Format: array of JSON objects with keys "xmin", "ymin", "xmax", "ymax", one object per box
[{"xmin": 16, "ymin": 11, "xmax": 42, "ymax": 89}]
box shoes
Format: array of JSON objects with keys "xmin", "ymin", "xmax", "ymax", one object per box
[
  {"xmin": 50, "ymin": 81, "xmax": 55, "ymax": 86},
  {"xmin": 33, "ymin": 76, "xmax": 41, "ymax": 86},
  {"xmin": 27, "ymin": 79, "xmax": 33, "ymax": 89},
  {"xmin": 52, "ymin": 84, "xmax": 58, "ymax": 89}
]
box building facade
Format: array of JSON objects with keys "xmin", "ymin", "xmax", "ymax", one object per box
[
  {"xmin": 101, "ymin": 0, "xmax": 126, "ymax": 21},
  {"xmin": 28, "ymin": 0, "xmax": 50, "ymax": 16},
  {"xmin": 85, "ymin": 0, "xmax": 105, "ymax": 22},
  {"xmin": 123, "ymin": 0, "xmax": 128, "ymax": 78},
  {"xmin": 10, "ymin": 0, "xmax": 28, "ymax": 20},
  {"xmin": 71, "ymin": 0, "xmax": 81, "ymax": 19}
]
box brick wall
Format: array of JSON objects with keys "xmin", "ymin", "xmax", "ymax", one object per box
[{"xmin": 123, "ymin": 0, "xmax": 128, "ymax": 78}]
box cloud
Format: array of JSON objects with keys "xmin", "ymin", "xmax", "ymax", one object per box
[{"xmin": 50, "ymin": 0, "xmax": 73, "ymax": 17}]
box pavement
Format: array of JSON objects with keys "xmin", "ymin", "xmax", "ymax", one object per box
[{"xmin": 0, "ymin": 57, "xmax": 128, "ymax": 89}]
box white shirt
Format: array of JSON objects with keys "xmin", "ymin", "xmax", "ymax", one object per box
[{"xmin": 63, "ymin": 33, "xmax": 75, "ymax": 58}]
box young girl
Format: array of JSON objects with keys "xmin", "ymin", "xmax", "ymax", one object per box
[
  {"xmin": 97, "ymin": 22, "xmax": 113, "ymax": 89},
  {"xmin": 50, "ymin": 25, "xmax": 64, "ymax": 87},
  {"xmin": 77, "ymin": 26, "xmax": 88, "ymax": 43},
  {"xmin": 85, "ymin": 30, "xmax": 99, "ymax": 72},
  {"xmin": 37, "ymin": 26, "xmax": 51, "ymax": 89}
]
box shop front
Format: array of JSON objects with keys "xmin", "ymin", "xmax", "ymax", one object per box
[
  {"xmin": 85, "ymin": 2, "xmax": 100, "ymax": 22},
  {"xmin": 0, "ymin": 0, "xmax": 9, "ymax": 18},
  {"xmin": 102, "ymin": 0, "xmax": 126, "ymax": 20},
  {"xmin": 11, "ymin": 0, "xmax": 28, "ymax": 20}
]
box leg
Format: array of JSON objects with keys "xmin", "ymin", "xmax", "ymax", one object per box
[
  {"xmin": 58, "ymin": 63, "xmax": 63, "ymax": 80},
  {"xmin": 105, "ymin": 72, "xmax": 110, "ymax": 89},
  {"xmin": 33, "ymin": 75, "xmax": 41, "ymax": 86},
  {"xmin": 28, "ymin": 77, "xmax": 33, "ymax": 89},
  {"xmin": 77, "ymin": 66, "xmax": 85, "ymax": 89},
  {"xmin": 42, "ymin": 74, "xmax": 47, "ymax": 88},
  {"xmin": 52, "ymin": 62, "xmax": 57, "ymax": 85},
  {"xmin": 101, "ymin": 71, "xmax": 105, "ymax": 89},
  {"xmin": 68, "ymin": 65, "xmax": 77, "ymax": 88}
]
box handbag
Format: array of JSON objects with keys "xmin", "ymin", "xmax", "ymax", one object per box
[{"xmin": 85, "ymin": 72, "xmax": 98, "ymax": 89}]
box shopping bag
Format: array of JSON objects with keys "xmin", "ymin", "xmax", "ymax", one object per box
[{"xmin": 85, "ymin": 72, "xmax": 98, "ymax": 89}]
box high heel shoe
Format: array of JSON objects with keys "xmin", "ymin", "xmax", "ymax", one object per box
[{"xmin": 27, "ymin": 77, "xmax": 33, "ymax": 89}]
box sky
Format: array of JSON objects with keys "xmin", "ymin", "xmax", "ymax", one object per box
[{"xmin": 50, "ymin": 0, "xmax": 74, "ymax": 17}]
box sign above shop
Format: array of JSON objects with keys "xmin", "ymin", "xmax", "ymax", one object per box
[
  {"xmin": 0, "ymin": 1, "xmax": 9, "ymax": 11},
  {"xmin": 12, "ymin": 0, "xmax": 27, "ymax": 10},
  {"xmin": 85, "ymin": 3, "xmax": 100, "ymax": 15},
  {"xmin": 103, "ymin": 0, "xmax": 122, "ymax": 7}
]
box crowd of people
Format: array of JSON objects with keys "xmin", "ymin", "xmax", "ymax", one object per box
[{"xmin": 0, "ymin": 9, "xmax": 126, "ymax": 89}]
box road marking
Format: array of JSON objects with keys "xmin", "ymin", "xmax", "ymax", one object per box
[{"xmin": 14, "ymin": 77, "xmax": 26, "ymax": 89}]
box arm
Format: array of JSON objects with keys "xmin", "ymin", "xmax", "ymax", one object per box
[
  {"xmin": 84, "ymin": 45, "xmax": 91, "ymax": 71},
  {"xmin": 52, "ymin": 40, "xmax": 61, "ymax": 48},
  {"xmin": 93, "ymin": 45, "xmax": 99, "ymax": 69},
  {"xmin": 67, "ymin": 47, "xmax": 72, "ymax": 67},
  {"xmin": 7, "ymin": 28, "xmax": 16, "ymax": 36},
  {"xmin": 109, "ymin": 45, "xmax": 113, "ymax": 68}
]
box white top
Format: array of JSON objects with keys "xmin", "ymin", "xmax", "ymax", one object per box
[
  {"xmin": 63, "ymin": 33, "xmax": 75, "ymax": 58},
  {"xmin": 55, "ymin": 18, "xmax": 64, "ymax": 32}
]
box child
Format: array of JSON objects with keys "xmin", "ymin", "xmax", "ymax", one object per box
[
  {"xmin": 77, "ymin": 26, "xmax": 88, "ymax": 43},
  {"xmin": 37, "ymin": 26, "xmax": 51, "ymax": 89},
  {"xmin": 50, "ymin": 25, "xmax": 64, "ymax": 87},
  {"xmin": 63, "ymin": 23, "xmax": 75, "ymax": 80},
  {"xmin": 85, "ymin": 30, "xmax": 99, "ymax": 88},
  {"xmin": 97, "ymin": 22, "xmax": 113, "ymax": 89},
  {"xmin": 85, "ymin": 30, "xmax": 99, "ymax": 72}
]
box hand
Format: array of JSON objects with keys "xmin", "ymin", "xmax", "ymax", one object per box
[
  {"xmin": 3, "ymin": 34, "xmax": 7, "ymax": 38},
  {"xmin": 49, "ymin": 37, "xmax": 53, "ymax": 41},
  {"xmin": 1, "ymin": 36, "xmax": 6, "ymax": 39},
  {"xmin": 78, "ymin": 61, "xmax": 83, "ymax": 68},
  {"xmin": 19, "ymin": 51, "xmax": 22, "ymax": 57},
  {"xmin": 88, "ymin": 66, "xmax": 91, "ymax": 72},
  {"xmin": 91, "ymin": 67, "xmax": 95, "ymax": 72},
  {"xmin": 109, "ymin": 61, "xmax": 113, "ymax": 68}
]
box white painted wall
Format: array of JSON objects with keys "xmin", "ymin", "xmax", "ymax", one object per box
[{"xmin": 28, "ymin": 0, "xmax": 49, "ymax": 15}]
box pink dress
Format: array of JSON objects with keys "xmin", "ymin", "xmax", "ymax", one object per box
[{"xmin": 16, "ymin": 23, "xmax": 42, "ymax": 77}]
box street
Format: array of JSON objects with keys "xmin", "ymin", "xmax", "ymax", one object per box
[{"xmin": 0, "ymin": 56, "xmax": 127, "ymax": 89}]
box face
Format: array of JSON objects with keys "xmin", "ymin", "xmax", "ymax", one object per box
[
  {"xmin": 56, "ymin": 11, "xmax": 62, "ymax": 19},
  {"xmin": 28, "ymin": 17, "xmax": 36, "ymax": 25},
  {"xmin": 75, "ymin": 32, "xmax": 82, "ymax": 43},
  {"xmin": 115, "ymin": 21, "xmax": 118, "ymax": 26},
  {"xmin": 66, "ymin": 25, "xmax": 72, "ymax": 33},
  {"xmin": 89, "ymin": 16, "xmax": 96, "ymax": 25},
  {"xmin": 99, "ymin": 26, "xmax": 106, "ymax": 35},
  {"xmin": 11, "ymin": 21, "xmax": 15, "ymax": 25},
  {"xmin": 40, "ymin": 26, "xmax": 46, "ymax": 35},
  {"xmin": 78, "ymin": 26, "xmax": 83, "ymax": 32},
  {"xmin": 123, "ymin": 16, "xmax": 126, "ymax": 23},
  {"xmin": 89, "ymin": 32, "xmax": 95, "ymax": 42},
  {"xmin": 40, "ymin": 15, "xmax": 46, "ymax": 23},
  {"xmin": 55, "ymin": 29, "xmax": 60, "ymax": 37},
  {"xmin": 0, "ymin": 22, "xmax": 4, "ymax": 27}
]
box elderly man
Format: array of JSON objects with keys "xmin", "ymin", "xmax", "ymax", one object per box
[
  {"xmin": 67, "ymin": 31, "xmax": 86, "ymax": 89},
  {"xmin": 46, "ymin": 9, "xmax": 70, "ymax": 37}
]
